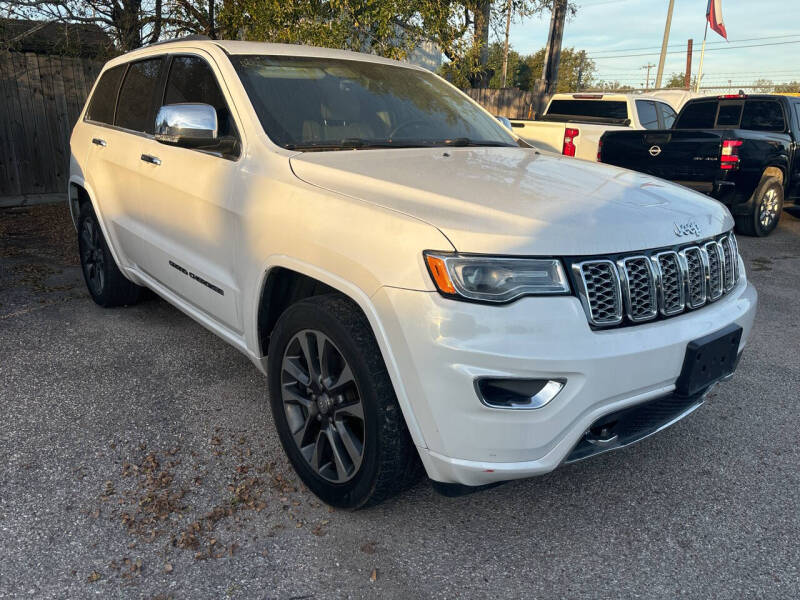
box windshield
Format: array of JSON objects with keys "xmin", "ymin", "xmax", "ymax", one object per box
[{"xmin": 231, "ymin": 55, "xmax": 517, "ymax": 151}]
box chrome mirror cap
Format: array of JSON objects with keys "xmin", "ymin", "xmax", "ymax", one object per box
[
  {"xmin": 155, "ymin": 103, "xmax": 218, "ymax": 147},
  {"xmin": 495, "ymin": 115, "xmax": 513, "ymax": 131}
]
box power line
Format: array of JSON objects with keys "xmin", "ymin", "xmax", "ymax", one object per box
[
  {"xmin": 587, "ymin": 33, "xmax": 800, "ymax": 55},
  {"xmin": 592, "ymin": 39, "xmax": 800, "ymax": 60}
]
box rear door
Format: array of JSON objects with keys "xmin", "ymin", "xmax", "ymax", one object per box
[
  {"xmin": 103, "ymin": 56, "xmax": 166, "ymax": 268},
  {"xmin": 135, "ymin": 52, "xmax": 244, "ymax": 332},
  {"xmin": 82, "ymin": 64, "xmax": 128, "ymax": 255},
  {"xmin": 83, "ymin": 58, "xmax": 166, "ymax": 270}
]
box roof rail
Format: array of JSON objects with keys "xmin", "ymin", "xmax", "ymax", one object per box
[{"xmin": 145, "ymin": 34, "xmax": 211, "ymax": 47}]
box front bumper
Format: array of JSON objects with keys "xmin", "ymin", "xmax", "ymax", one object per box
[{"xmin": 372, "ymin": 271, "xmax": 757, "ymax": 486}]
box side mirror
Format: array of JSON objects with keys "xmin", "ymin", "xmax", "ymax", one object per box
[
  {"xmin": 155, "ymin": 103, "xmax": 218, "ymax": 148},
  {"xmin": 495, "ymin": 115, "xmax": 513, "ymax": 131}
]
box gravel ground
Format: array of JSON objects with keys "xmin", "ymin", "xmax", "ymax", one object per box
[{"xmin": 1, "ymin": 204, "xmax": 799, "ymax": 599}]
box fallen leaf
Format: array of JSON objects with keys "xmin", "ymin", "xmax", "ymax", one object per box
[
  {"xmin": 370, "ymin": 568, "xmax": 377, "ymax": 582},
  {"xmin": 361, "ymin": 541, "xmax": 377, "ymax": 555},
  {"xmin": 87, "ymin": 571, "xmax": 102, "ymax": 583}
]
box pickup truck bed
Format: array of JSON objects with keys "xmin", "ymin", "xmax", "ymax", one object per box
[{"xmin": 510, "ymin": 93, "xmax": 677, "ymax": 162}]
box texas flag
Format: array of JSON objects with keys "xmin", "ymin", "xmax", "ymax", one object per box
[{"xmin": 707, "ymin": 0, "xmax": 727, "ymax": 39}]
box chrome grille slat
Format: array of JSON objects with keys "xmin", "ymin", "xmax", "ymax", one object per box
[
  {"xmin": 618, "ymin": 256, "xmax": 657, "ymax": 322},
  {"xmin": 729, "ymin": 234, "xmax": 740, "ymax": 284},
  {"xmin": 704, "ymin": 241, "xmax": 724, "ymax": 301},
  {"xmin": 575, "ymin": 233, "xmax": 740, "ymax": 328},
  {"xmin": 653, "ymin": 251, "xmax": 685, "ymax": 316},
  {"xmin": 573, "ymin": 260, "xmax": 623, "ymax": 326},
  {"xmin": 720, "ymin": 235, "xmax": 736, "ymax": 291},
  {"xmin": 681, "ymin": 247, "xmax": 707, "ymax": 309}
]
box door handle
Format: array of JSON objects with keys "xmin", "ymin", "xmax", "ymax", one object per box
[
  {"xmin": 140, "ymin": 154, "xmax": 161, "ymax": 165},
  {"xmin": 92, "ymin": 138, "xmax": 106, "ymax": 147}
]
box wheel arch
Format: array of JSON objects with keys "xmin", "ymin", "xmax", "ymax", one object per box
[
  {"xmin": 68, "ymin": 178, "xmax": 93, "ymax": 230},
  {"xmin": 252, "ymin": 258, "xmax": 427, "ymax": 449},
  {"xmin": 67, "ymin": 175, "xmax": 131, "ymax": 278},
  {"xmin": 762, "ymin": 165, "xmax": 786, "ymax": 186}
]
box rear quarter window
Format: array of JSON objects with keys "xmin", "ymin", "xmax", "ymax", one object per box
[
  {"xmin": 85, "ymin": 65, "xmax": 125, "ymax": 125},
  {"xmin": 675, "ymin": 101, "xmax": 718, "ymax": 129},
  {"xmin": 546, "ymin": 100, "xmax": 628, "ymax": 120},
  {"xmin": 636, "ymin": 100, "xmax": 659, "ymax": 129},
  {"xmin": 741, "ymin": 100, "xmax": 785, "ymax": 132},
  {"xmin": 658, "ymin": 102, "xmax": 677, "ymax": 128}
]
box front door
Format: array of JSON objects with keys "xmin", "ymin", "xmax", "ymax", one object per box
[{"xmin": 135, "ymin": 53, "xmax": 243, "ymax": 333}]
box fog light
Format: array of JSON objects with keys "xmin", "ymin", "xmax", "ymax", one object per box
[{"xmin": 476, "ymin": 378, "xmax": 565, "ymax": 410}]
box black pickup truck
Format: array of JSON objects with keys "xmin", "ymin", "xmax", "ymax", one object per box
[{"xmin": 599, "ymin": 94, "xmax": 800, "ymax": 236}]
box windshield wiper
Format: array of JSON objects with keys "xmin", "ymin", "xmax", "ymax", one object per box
[
  {"xmin": 440, "ymin": 138, "xmax": 517, "ymax": 147},
  {"xmin": 285, "ymin": 138, "xmax": 517, "ymax": 151},
  {"xmin": 285, "ymin": 139, "xmax": 432, "ymax": 151}
]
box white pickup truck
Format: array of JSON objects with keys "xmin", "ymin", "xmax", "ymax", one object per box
[
  {"xmin": 70, "ymin": 40, "xmax": 756, "ymax": 508},
  {"xmin": 510, "ymin": 93, "xmax": 678, "ymax": 161}
]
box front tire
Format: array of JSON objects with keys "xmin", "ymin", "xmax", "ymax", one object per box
[
  {"xmin": 267, "ymin": 294, "xmax": 421, "ymax": 509},
  {"xmin": 735, "ymin": 176, "xmax": 783, "ymax": 237},
  {"xmin": 77, "ymin": 203, "xmax": 143, "ymax": 307}
]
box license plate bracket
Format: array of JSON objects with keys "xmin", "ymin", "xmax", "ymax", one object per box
[{"xmin": 675, "ymin": 324, "xmax": 742, "ymax": 397}]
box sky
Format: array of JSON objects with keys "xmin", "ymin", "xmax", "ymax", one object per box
[{"xmin": 507, "ymin": 0, "xmax": 800, "ymax": 90}]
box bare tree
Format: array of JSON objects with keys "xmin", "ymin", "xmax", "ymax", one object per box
[{"xmin": 0, "ymin": 0, "xmax": 164, "ymax": 50}]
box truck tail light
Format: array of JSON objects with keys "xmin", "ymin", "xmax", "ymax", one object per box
[
  {"xmin": 597, "ymin": 139, "xmax": 603, "ymax": 162},
  {"xmin": 563, "ymin": 128, "xmax": 579, "ymax": 157},
  {"xmin": 720, "ymin": 139, "xmax": 743, "ymax": 170}
]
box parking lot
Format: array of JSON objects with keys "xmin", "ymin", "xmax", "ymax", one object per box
[{"xmin": 1, "ymin": 204, "xmax": 799, "ymax": 599}]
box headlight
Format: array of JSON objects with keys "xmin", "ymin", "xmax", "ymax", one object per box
[{"xmin": 424, "ymin": 252, "xmax": 570, "ymax": 303}]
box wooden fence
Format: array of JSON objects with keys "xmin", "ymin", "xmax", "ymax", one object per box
[
  {"xmin": 0, "ymin": 58, "xmax": 544, "ymax": 203},
  {"xmin": 0, "ymin": 51, "xmax": 102, "ymax": 202},
  {"xmin": 466, "ymin": 87, "xmax": 547, "ymax": 120}
]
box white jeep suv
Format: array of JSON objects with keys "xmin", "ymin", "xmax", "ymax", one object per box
[{"xmin": 69, "ymin": 39, "xmax": 758, "ymax": 508}]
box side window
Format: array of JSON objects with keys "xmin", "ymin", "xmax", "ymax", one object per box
[
  {"xmin": 163, "ymin": 55, "xmax": 239, "ymax": 156},
  {"xmin": 85, "ymin": 65, "xmax": 125, "ymax": 125},
  {"xmin": 675, "ymin": 101, "xmax": 717, "ymax": 129},
  {"xmin": 115, "ymin": 58, "xmax": 165, "ymax": 134},
  {"xmin": 741, "ymin": 100, "xmax": 785, "ymax": 132},
  {"xmin": 658, "ymin": 103, "xmax": 677, "ymax": 129},
  {"xmin": 636, "ymin": 100, "xmax": 659, "ymax": 129},
  {"xmin": 795, "ymin": 104, "xmax": 800, "ymax": 131}
]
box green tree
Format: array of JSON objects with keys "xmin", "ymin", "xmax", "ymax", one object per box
[
  {"xmin": 773, "ymin": 81, "xmax": 799, "ymax": 93},
  {"xmin": 753, "ymin": 78, "xmax": 775, "ymax": 93},
  {"xmin": 514, "ymin": 46, "xmax": 594, "ymax": 91},
  {"xmin": 664, "ymin": 72, "xmax": 697, "ymax": 90}
]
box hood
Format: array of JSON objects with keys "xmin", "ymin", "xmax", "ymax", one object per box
[{"xmin": 289, "ymin": 147, "xmax": 733, "ymax": 256}]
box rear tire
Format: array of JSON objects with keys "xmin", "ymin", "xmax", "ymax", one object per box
[
  {"xmin": 267, "ymin": 294, "xmax": 422, "ymax": 509},
  {"xmin": 77, "ymin": 202, "xmax": 143, "ymax": 307},
  {"xmin": 735, "ymin": 176, "xmax": 783, "ymax": 237}
]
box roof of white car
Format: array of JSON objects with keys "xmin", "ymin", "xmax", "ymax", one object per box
[{"xmin": 110, "ymin": 38, "xmax": 423, "ymax": 71}]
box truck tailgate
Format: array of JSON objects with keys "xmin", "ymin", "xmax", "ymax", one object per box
[{"xmin": 601, "ymin": 130, "xmax": 725, "ymax": 184}]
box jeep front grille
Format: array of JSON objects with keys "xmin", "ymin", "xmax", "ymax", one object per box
[{"xmin": 573, "ymin": 233, "xmax": 740, "ymax": 328}]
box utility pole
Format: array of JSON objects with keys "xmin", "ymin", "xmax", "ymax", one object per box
[
  {"xmin": 642, "ymin": 63, "xmax": 656, "ymax": 91},
  {"xmin": 501, "ymin": 0, "xmax": 513, "ymax": 88},
  {"xmin": 541, "ymin": 0, "xmax": 568, "ymax": 97},
  {"xmin": 655, "ymin": 0, "xmax": 675, "ymax": 89},
  {"xmin": 684, "ymin": 39, "xmax": 693, "ymax": 89}
]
